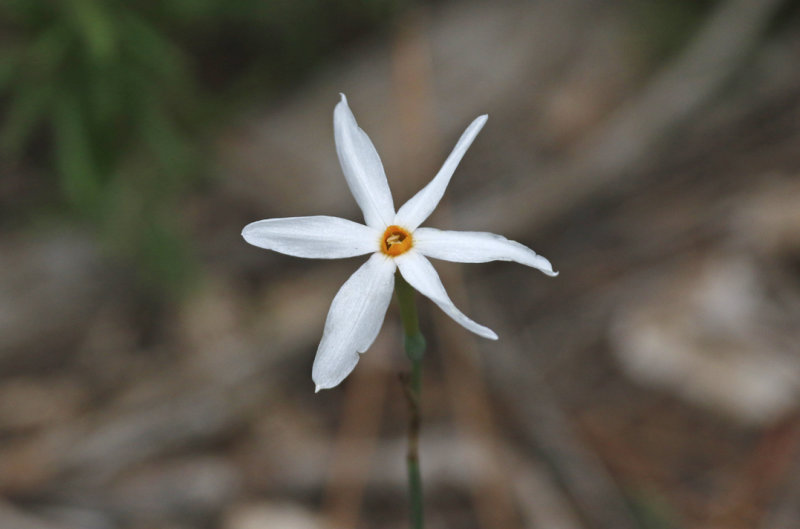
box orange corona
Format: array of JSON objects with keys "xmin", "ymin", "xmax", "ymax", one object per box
[{"xmin": 381, "ymin": 225, "xmax": 413, "ymax": 256}]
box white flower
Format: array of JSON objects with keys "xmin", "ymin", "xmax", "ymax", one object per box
[{"xmin": 243, "ymin": 94, "xmax": 557, "ymax": 392}]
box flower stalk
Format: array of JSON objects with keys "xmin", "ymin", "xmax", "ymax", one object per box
[{"xmin": 395, "ymin": 272, "xmax": 426, "ymax": 529}]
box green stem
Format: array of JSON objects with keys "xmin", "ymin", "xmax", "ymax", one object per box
[{"xmin": 395, "ymin": 272, "xmax": 426, "ymax": 529}]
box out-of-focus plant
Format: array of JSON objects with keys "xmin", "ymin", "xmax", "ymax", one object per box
[
  {"xmin": 1, "ymin": 0, "xmax": 199, "ymax": 292},
  {"xmin": 0, "ymin": 0, "xmax": 410, "ymax": 293}
]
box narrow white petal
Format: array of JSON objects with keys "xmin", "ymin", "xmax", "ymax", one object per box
[
  {"xmin": 312, "ymin": 253, "xmax": 396, "ymax": 391},
  {"xmin": 414, "ymin": 228, "xmax": 557, "ymax": 276},
  {"xmin": 394, "ymin": 115, "xmax": 487, "ymax": 230},
  {"xmin": 334, "ymin": 94, "xmax": 395, "ymax": 229},
  {"xmin": 242, "ymin": 216, "xmax": 379, "ymax": 259},
  {"xmin": 395, "ymin": 251, "xmax": 497, "ymax": 340}
]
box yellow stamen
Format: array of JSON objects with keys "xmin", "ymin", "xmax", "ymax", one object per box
[{"xmin": 381, "ymin": 225, "xmax": 413, "ymax": 256}]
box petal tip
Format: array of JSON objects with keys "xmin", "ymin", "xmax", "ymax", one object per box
[
  {"xmin": 534, "ymin": 255, "xmax": 558, "ymax": 277},
  {"xmin": 315, "ymin": 384, "xmax": 325, "ymax": 393},
  {"xmin": 240, "ymin": 223, "xmax": 256, "ymax": 244},
  {"xmin": 475, "ymin": 325, "xmax": 498, "ymax": 340},
  {"xmin": 334, "ymin": 94, "xmax": 350, "ymax": 118},
  {"xmin": 539, "ymin": 263, "xmax": 559, "ymax": 277},
  {"xmin": 472, "ymin": 114, "xmax": 488, "ymax": 129}
]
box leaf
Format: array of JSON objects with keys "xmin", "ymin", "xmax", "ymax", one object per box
[
  {"xmin": 69, "ymin": 0, "xmax": 118, "ymax": 63},
  {"xmin": 53, "ymin": 92, "xmax": 101, "ymax": 212},
  {"xmin": 118, "ymin": 10, "xmax": 187, "ymax": 86}
]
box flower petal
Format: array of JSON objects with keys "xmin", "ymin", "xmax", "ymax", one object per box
[
  {"xmin": 414, "ymin": 228, "xmax": 558, "ymax": 276},
  {"xmin": 242, "ymin": 216, "xmax": 379, "ymax": 259},
  {"xmin": 334, "ymin": 94, "xmax": 395, "ymax": 229},
  {"xmin": 395, "ymin": 251, "xmax": 498, "ymax": 340},
  {"xmin": 394, "ymin": 115, "xmax": 487, "ymax": 230},
  {"xmin": 312, "ymin": 253, "xmax": 396, "ymax": 391}
]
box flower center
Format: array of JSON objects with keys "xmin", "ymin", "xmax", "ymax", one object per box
[{"xmin": 381, "ymin": 225, "xmax": 413, "ymax": 256}]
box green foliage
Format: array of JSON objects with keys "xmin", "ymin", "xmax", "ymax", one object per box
[
  {"xmin": 1, "ymin": 0, "xmax": 198, "ymax": 294},
  {"xmin": 0, "ymin": 0, "xmax": 409, "ymax": 294}
]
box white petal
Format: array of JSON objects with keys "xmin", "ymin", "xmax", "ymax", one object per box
[
  {"xmin": 312, "ymin": 253, "xmax": 396, "ymax": 391},
  {"xmin": 334, "ymin": 94, "xmax": 395, "ymax": 229},
  {"xmin": 394, "ymin": 115, "xmax": 487, "ymax": 230},
  {"xmin": 242, "ymin": 216, "xmax": 379, "ymax": 259},
  {"xmin": 414, "ymin": 228, "xmax": 557, "ymax": 276},
  {"xmin": 395, "ymin": 251, "xmax": 497, "ymax": 340}
]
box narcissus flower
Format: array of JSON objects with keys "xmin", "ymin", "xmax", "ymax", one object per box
[{"xmin": 243, "ymin": 94, "xmax": 556, "ymax": 391}]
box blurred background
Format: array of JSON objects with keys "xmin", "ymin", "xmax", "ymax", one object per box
[{"xmin": 2, "ymin": 0, "xmax": 800, "ymax": 528}]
